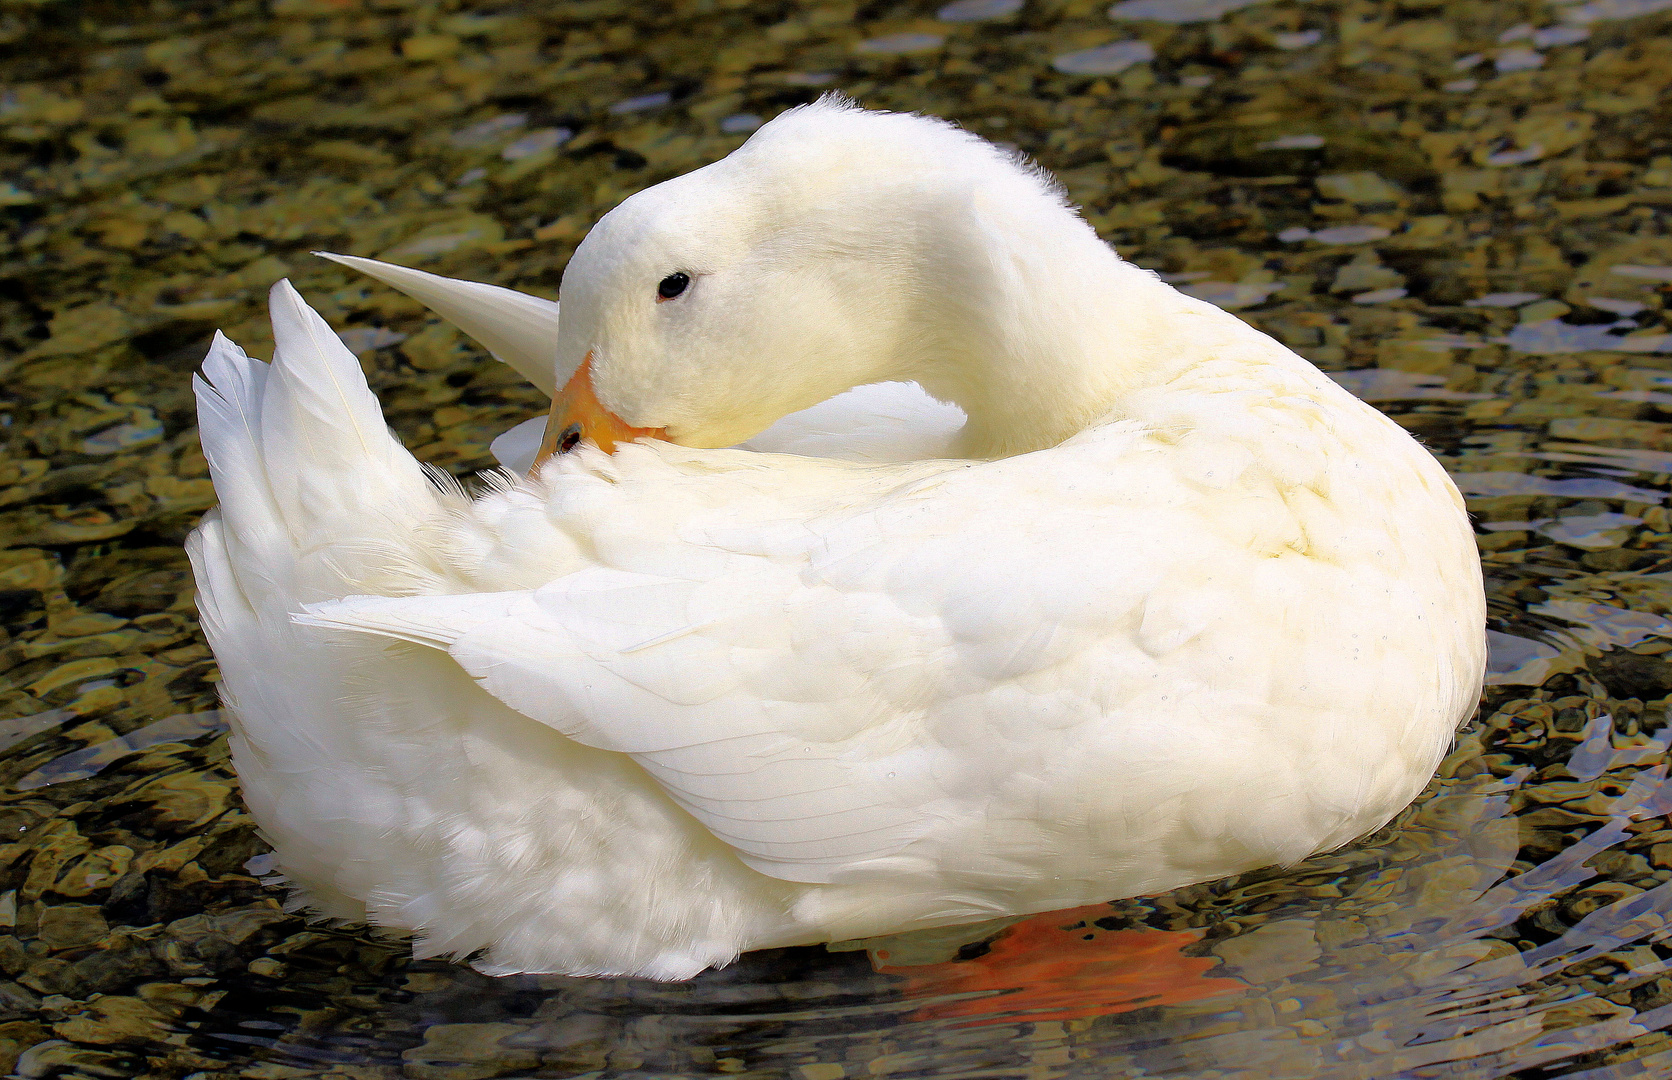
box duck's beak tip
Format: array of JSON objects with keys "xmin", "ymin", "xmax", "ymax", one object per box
[{"xmin": 530, "ymin": 351, "xmax": 666, "ymax": 470}]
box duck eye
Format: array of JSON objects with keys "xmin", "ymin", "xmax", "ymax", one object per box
[
  {"xmin": 657, "ymin": 272, "xmax": 690, "ymax": 301},
  {"xmin": 558, "ymin": 423, "xmax": 583, "ymax": 454}
]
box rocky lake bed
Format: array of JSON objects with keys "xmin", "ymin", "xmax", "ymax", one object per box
[{"xmin": 5, "ymin": 0, "xmax": 1672, "ymax": 1076}]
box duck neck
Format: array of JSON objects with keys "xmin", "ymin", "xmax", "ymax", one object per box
[{"xmin": 899, "ymin": 186, "xmax": 1201, "ymax": 460}]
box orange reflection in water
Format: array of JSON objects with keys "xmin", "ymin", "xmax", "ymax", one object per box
[{"xmin": 876, "ymin": 904, "xmax": 1246, "ymax": 1026}]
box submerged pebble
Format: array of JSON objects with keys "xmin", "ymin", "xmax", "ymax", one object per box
[
  {"xmin": 855, "ymin": 33, "xmax": 946, "ymax": 55},
  {"xmin": 15, "ymin": 712, "xmax": 227, "ymax": 790},
  {"xmin": 1496, "ymin": 319, "xmax": 1672, "ymax": 355},
  {"xmin": 1108, "ymin": 0, "xmax": 1275, "ymax": 23},
  {"xmin": 1178, "ymin": 279, "xmax": 1283, "ymax": 310},
  {"xmin": 1052, "ymin": 40, "xmax": 1155, "ymax": 75},
  {"xmin": 500, "ymin": 127, "xmax": 572, "ymax": 160},
  {"xmin": 936, "ymin": 0, "xmax": 1023, "ymax": 21}
]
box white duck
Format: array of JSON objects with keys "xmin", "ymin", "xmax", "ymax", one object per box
[{"xmin": 187, "ymin": 98, "xmax": 1485, "ymax": 980}]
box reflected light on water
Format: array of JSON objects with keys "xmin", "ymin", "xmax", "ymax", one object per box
[
  {"xmin": 148, "ymin": 722, "xmax": 1672, "ymax": 1079},
  {"xmin": 6, "ymin": 0, "xmax": 1672, "ymax": 1073}
]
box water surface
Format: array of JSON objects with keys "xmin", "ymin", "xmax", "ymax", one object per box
[{"xmin": 3, "ymin": 0, "xmax": 1672, "ymax": 1076}]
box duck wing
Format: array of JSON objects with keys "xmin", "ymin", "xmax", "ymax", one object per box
[
  {"xmin": 297, "ymin": 574, "xmax": 939, "ymax": 884},
  {"xmin": 296, "ymin": 433, "xmax": 1232, "ymax": 887},
  {"xmin": 736, "ymin": 381, "xmax": 967, "ymax": 462},
  {"xmin": 292, "ymin": 473, "xmax": 965, "ymax": 885}
]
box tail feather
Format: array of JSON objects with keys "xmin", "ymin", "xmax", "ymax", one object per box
[
  {"xmin": 193, "ymin": 333, "xmax": 295, "ymax": 620},
  {"xmin": 261, "ymin": 280, "xmax": 437, "ymax": 553},
  {"xmin": 188, "ymin": 281, "xmax": 451, "ymax": 926},
  {"xmin": 266, "ymin": 278, "xmax": 390, "ymax": 459},
  {"xmin": 193, "ymin": 331, "xmax": 276, "ymax": 539}
]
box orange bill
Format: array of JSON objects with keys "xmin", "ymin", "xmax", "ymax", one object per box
[{"xmin": 532, "ymin": 351, "xmax": 666, "ymax": 468}]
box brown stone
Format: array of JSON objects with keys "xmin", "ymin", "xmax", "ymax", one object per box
[{"xmin": 36, "ymin": 905, "xmax": 108, "ymax": 950}]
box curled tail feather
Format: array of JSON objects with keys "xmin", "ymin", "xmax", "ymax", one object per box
[{"xmin": 188, "ymin": 280, "xmax": 449, "ymax": 924}]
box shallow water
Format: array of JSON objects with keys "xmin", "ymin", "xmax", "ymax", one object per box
[{"xmin": 4, "ymin": 0, "xmax": 1672, "ymax": 1076}]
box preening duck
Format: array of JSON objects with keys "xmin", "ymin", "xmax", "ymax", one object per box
[{"xmin": 187, "ymin": 97, "xmax": 1486, "ymax": 980}]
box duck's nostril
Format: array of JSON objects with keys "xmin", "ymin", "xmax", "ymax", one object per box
[{"xmin": 558, "ymin": 424, "xmax": 583, "ymax": 453}]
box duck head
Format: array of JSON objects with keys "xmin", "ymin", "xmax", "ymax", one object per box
[
  {"xmin": 542, "ymin": 97, "xmax": 983, "ymax": 458},
  {"xmin": 329, "ymin": 96, "xmax": 1197, "ymax": 466}
]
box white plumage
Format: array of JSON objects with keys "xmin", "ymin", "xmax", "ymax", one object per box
[{"xmin": 187, "ymin": 99, "xmax": 1485, "ymax": 980}]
